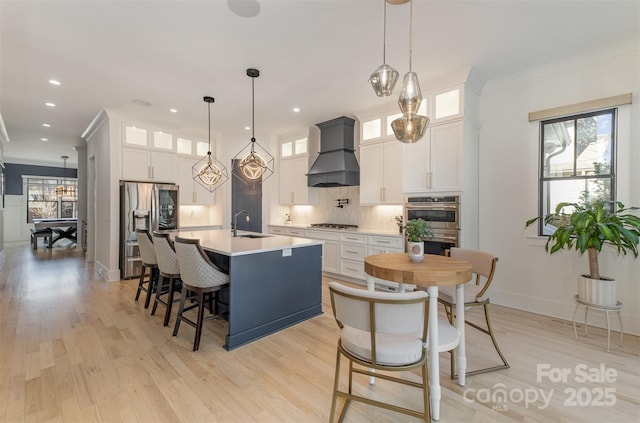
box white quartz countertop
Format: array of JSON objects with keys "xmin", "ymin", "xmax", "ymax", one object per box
[
  {"xmin": 269, "ymin": 224, "xmax": 403, "ymax": 238},
  {"xmin": 174, "ymin": 229, "xmax": 323, "ymax": 257}
]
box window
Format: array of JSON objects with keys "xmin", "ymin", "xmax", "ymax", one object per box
[
  {"xmin": 25, "ymin": 177, "xmax": 78, "ymax": 223},
  {"xmin": 537, "ymin": 109, "xmax": 616, "ymax": 235}
]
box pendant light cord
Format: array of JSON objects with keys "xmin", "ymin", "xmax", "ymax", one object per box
[
  {"xmin": 251, "ymin": 76, "xmax": 256, "ymax": 143},
  {"xmin": 409, "ymin": 0, "xmax": 413, "ymax": 72},
  {"xmin": 207, "ymin": 101, "xmax": 212, "ymax": 154},
  {"xmin": 382, "ymin": 0, "xmax": 387, "ymax": 64}
]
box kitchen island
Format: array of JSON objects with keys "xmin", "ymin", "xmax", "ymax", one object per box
[{"xmin": 174, "ymin": 229, "xmax": 324, "ymax": 350}]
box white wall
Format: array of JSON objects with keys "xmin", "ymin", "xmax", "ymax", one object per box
[{"xmin": 479, "ymin": 40, "xmax": 640, "ymax": 334}]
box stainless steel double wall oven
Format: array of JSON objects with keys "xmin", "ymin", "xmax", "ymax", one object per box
[{"xmin": 404, "ymin": 195, "xmax": 460, "ymax": 255}]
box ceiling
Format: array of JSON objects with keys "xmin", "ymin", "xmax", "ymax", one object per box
[{"xmin": 1, "ymin": 0, "xmax": 638, "ymax": 168}]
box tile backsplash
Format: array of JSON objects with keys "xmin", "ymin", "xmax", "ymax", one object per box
[{"xmin": 286, "ymin": 186, "xmax": 403, "ymax": 232}]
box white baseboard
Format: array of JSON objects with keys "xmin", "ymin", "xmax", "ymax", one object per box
[
  {"xmin": 94, "ymin": 260, "xmax": 121, "ymax": 282},
  {"xmin": 491, "ymin": 289, "xmax": 638, "ymax": 336}
]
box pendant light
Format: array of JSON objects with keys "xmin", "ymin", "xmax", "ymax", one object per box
[
  {"xmin": 56, "ymin": 155, "xmax": 72, "ymax": 197},
  {"xmin": 391, "ymin": 0, "xmax": 429, "ymax": 143},
  {"xmin": 368, "ymin": 0, "xmax": 399, "ymax": 97},
  {"xmin": 192, "ymin": 96, "xmax": 228, "ymax": 192},
  {"xmin": 235, "ymin": 68, "xmax": 274, "ymax": 182}
]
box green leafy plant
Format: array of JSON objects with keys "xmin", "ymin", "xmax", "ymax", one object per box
[
  {"xmin": 403, "ymin": 218, "xmax": 433, "ymax": 243},
  {"xmin": 526, "ymin": 201, "xmax": 640, "ymax": 280}
]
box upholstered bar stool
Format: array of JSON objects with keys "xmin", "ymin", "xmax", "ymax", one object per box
[
  {"xmin": 134, "ymin": 229, "xmax": 159, "ymax": 309},
  {"xmin": 173, "ymin": 236, "xmax": 230, "ymax": 351},
  {"xmin": 151, "ymin": 232, "xmax": 182, "ymax": 327}
]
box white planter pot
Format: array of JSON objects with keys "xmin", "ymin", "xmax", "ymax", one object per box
[
  {"xmin": 407, "ymin": 241, "xmax": 424, "ymax": 262},
  {"xmin": 578, "ymin": 275, "xmax": 617, "ymax": 306}
]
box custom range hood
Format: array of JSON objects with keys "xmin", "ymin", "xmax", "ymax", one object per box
[{"xmin": 307, "ymin": 116, "xmax": 360, "ymax": 187}]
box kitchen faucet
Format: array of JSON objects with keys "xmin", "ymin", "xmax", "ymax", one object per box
[{"xmin": 233, "ymin": 210, "xmax": 250, "ymax": 237}]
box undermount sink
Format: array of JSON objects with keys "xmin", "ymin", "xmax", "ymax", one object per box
[{"xmin": 237, "ymin": 234, "xmax": 272, "ymax": 239}]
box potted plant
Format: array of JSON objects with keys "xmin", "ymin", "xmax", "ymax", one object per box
[
  {"xmin": 526, "ymin": 200, "xmax": 640, "ymax": 306},
  {"xmin": 403, "ymin": 218, "xmax": 433, "ymax": 262}
]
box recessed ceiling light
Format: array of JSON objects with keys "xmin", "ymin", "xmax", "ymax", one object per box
[
  {"xmin": 49, "ymin": 79, "xmax": 61, "ymax": 86},
  {"xmin": 45, "ymin": 102, "xmax": 56, "ymax": 107},
  {"xmin": 42, "ymin": 123, "xmax": 51, "ymax": 127},
  {"xmin": 244, "ymin": 126, "xmax": 251, "ymax": 131},
  {"xmin": 41, "ymin": 138, "xmax": 48, "ymax": 141},
  {"xmin": 293, "ymin": 107, "xmax": 300, "ymax": 113},
  {"xmin": 169, "ymin": 108, "xmax": 177, "ymax": 113},
  {"xmin": 132, "ymin": 99, "xmax": 152, "ymax": 107}
]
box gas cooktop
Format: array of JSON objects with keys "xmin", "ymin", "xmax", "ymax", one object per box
[{"xmin": 309, "ymin": 223, "xmax": 359, "ymax": 230}]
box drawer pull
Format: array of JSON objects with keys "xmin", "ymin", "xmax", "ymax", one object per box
[{"xmin": 346, "ymin": 250, "xmax": 359, "ymax": 254}]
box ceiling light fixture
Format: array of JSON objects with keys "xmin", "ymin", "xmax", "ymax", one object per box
[
  {"xmin": 391, "ymin": 0, "xmax": 429, "ymax": 143},
  {"xmin": 42, "ymin": 123, "xmax": 51, "ymax": 127},
  {"xmin": 56, "ymin": 155, "xmax": 74, "ymax": 198},
  {"xmin": 192, "ymin": 96, "xmax": 228, "ymax": 192},
  {"xmin": 368, "ymin": 0, "xmax": 399, "ymax": 97},
  {"xmin": 45, "ymin": 102, "xmax": 56, "ymax": 107},
  {"xmin": 41, "ymin": 138, "xmax": 48, "ymax": 141},
  {"xmin": 234, "ymin": 68, "xmax": 274, "ymax": 183},
  {"xmin": 169, "ymin": 108, "xmax": 177, "ymax": 113},
  {"xmin": 49, "ymin": 79, "xmax": 61, "ymax": 86}
]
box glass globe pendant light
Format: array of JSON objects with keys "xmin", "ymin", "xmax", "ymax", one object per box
[
  {"xmin": 192, "ymin": 96, "xmax": 228, "ymax": 192},
  {"xmin": 235, "ymin": 68, "xmax": 274, "ymax": 183},
  {"xmin": 368, "ymin": 0, "xmax": 398, "ymax": 97},
  {"xmin": 391, "ymin": 0, "xmax": 429, "ymax": 143}
]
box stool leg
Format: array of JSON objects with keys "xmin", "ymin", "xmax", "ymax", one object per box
[
  {"xmin": 193, "ymin": 290, "xmax": 206, "ymax": 351},
  {"xmin": 135, "ymin": 265, "xmax": 147, "ymax": 301},
  {"xmin": 173, "ymin": 288, "xmax": 188, "ymax": 337},
  {"xmin": 163, "ymin": 277, "xmax": 176, "ymax": 327},
  {"xmin": 144, "ymin": 268, "xmax": 157, "ymax": 309}
]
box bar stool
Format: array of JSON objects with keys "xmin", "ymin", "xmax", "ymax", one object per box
[
  {"xmin": 151, "ymin": 232, "xmax": 182, "ymax": 326},
  {"xmin": 173, "ymin": 236, "xmax": 230, "ymax": 351},
  {"xmin": 134, "ymin": 229, "xmax": 159, "ymax": 309}
]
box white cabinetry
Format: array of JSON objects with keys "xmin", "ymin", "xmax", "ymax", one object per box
[
  {"xmin": 339, "ymin": 233, "xmax": 367, "ymax": 280},
  {"xmin": 279, "ymin": 156, "xmax": 311, "ymax": 204},
  {"xmin": 403, "ymin": 121, "xmax": 463, "ymax": 193},
  {"xmin": 268, "ymin": 225, "xmax": 403, "ymax": 283},
  {"xmin": 121, "ymin": 123, "xmax": 177, "ymax": 183},
  {"xmin": 360, "ymin": 141, "xmax": 403, "ymax": 204},
  {"xmin": 306, "ymin": 229, "xmax": 339, "ymax": 274},
  {"xmin": 177, "ymin": 157, "xmax": 215, "ymax": 205},
  {"xmin": 367, "ymin": 235, "xmax": 404, "ymax": 255},
  {"xmin": 278, "ymin": 130, "xmax": 318, "ymax": 205},
  {"xmin": 122, "ymin": 147, "xmax": 177, "ymax": 183}
]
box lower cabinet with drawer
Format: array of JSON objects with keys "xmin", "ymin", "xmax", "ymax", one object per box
[
  {"xmin": 268, "ymin": 225, "xmax": 403, "ymax": 282},
  {"xmin": 339, "ymin": 233, "xmax": 367, "ymax": 280}
]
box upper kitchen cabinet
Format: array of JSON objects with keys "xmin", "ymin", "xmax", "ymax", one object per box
[
  {"xmin": 121, "ymin": 124, "xmax": 177, "ymax": 183},
  {"xmin": 176, "ymin": 138, "xmax": 215, "ymax": 204},
  {"xmin": 358, "ymin": 107, "xmax": 429, "ymax": 204},
  {"xmin": 402, "ymin": 82, "xmax": 479, "ymax": 195},
  {"xmin": 177, "ymin": 157, "xmax": 215, "ymax": 205},
  {"xmin": 360, "ymin": 141, "xmax": 403, "ymax": 204},
  {"xmin": 278, "ymin": 128, "xmax": 319, "ymax": 205}
]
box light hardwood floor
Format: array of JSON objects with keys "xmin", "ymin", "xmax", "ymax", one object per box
[{"xmin": 0, "ymin": 242, "xmax": 638, "ymax": 422}]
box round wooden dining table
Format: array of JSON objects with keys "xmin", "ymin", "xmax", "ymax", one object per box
[{"xmin": 364, "ymin": 253, "xmax": 472, "ymax": 421}]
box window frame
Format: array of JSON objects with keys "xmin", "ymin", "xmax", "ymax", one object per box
[
  {"xmin": 536, "ymin": 108, "xmax": 617, "ymax": 235},
  {"xmin": 24, "ymin": 175, "xmax": 78, "ymax": 223}
]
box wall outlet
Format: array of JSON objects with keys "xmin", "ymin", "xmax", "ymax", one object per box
[{"xmin": 282, "ymin": 248, "xmax": 292, "ymax": 257}]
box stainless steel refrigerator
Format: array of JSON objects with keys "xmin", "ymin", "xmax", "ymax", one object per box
[{"xmin": 119, "ymin": 181, "xmax": 179, "ymax": 279}]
